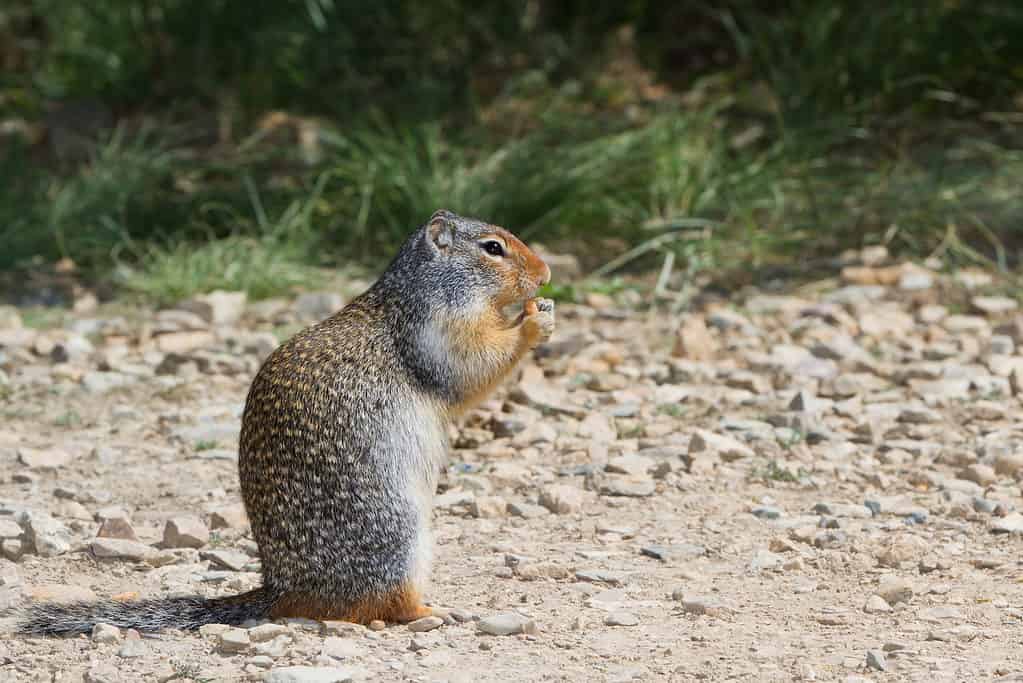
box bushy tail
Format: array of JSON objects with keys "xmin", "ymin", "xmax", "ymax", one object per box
[{"xmin": 16, "ymin": 587, "xmax": 271, "ymax": 636}]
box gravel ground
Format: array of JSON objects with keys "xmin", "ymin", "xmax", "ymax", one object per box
[{"xmin": 1, "ymin": 249, "xmax": 1022, "ymax": 682}]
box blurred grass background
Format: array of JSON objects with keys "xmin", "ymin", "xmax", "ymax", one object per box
[{"xmin": 1, "ymin": 0, "xmax": 1022, "ymax": 303}]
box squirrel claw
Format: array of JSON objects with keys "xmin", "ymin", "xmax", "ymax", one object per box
[{"xmin": 522, "ymin": 297, "xmax": 555, "ymax": 346}]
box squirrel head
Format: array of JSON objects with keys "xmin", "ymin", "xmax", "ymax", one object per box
[{"xmin": 412, "ymin": 209, "xmax": 551, "ymax": 314}]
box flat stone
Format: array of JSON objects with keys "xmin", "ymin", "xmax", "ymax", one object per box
[
  {"xmin": 604, "ymin": 611, "xmax": 639, "ymax": 627},
  {"xmin": 266, "ymin": 665, "xmax": 362, "ymax": 683},
  {"xmin": 81, "ymin": 371, "xmax": 134, "ymax": 394},
  {"xmin": 477, "ymin": 612, "xmax": 537, "ymax": 636},
  {"xmin": 320, "ymin": 636, "xmax": 366, "ymax": 659},
  {"xmin": 407, "ymin": 616, "xmax": 444, "ymax": 633},
  {"xmin": 575, "ymin": 569, "xmax": 625, "ymax": 586},
  {"xmin": 640, "ymin": 543, "xmax": 706, "ymax": 562},
  {"xmin": 201, "ymin": 549, "xmax": 251, "ymax": 571},
  {"xmin": 507, "ymin": 502, "xmax": 550, "ymax": 519},
  {"xmin": 90, "ymin": 538, "xmax": 154, "ymax": 561},
  {"xmin": 991, "ymin": 512, "xmax": 1023, "ymax": 534},
  {"xmin": 599, "ymin": 477, "xmax": 655, "ymax": 498},
  {"xmin": 539, "ymin": 485, "xmax": 593, "ymax": 514},
  {"xmin": 812, "ymin": 502, "xmax": 871, "ymax": 519},
  {"xmin": 248, "ymin": 623, "xmax": 290, "ymax": 642},
  {"xmin": 866, "ymin": 650, "xmax": 888, "ymax": 672},
  {"xmin": 218, "ymin": 627, "xmax": 251, "ymax": 654},
  {"xmin": 17, "ymin": 447, "xmax": 71, "ymax": 469},
  {"xmin": 687, "ymin": 429, "xmax": 754, "ymax": 462},
  {"xmin": 117, "ymin": 639, "xmax": 147, "ymax": 658},
  {"xmin": 972, "ymin": 296, "xmax": 1018, "ymax": 316}
]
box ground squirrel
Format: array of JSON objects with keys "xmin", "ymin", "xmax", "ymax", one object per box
[{"xmin": 18, "ymin": 209, "xmax": 554, "ymax": 634}]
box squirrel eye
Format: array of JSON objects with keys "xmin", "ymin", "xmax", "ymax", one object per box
[{"xmin": 481, "ymin": 240, "xmax": 505, "ymax": 257}]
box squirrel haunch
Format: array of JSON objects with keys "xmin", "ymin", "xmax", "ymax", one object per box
[{"xmin": 16, "ymin": 210, "xmax": 554, "ymax": 635}]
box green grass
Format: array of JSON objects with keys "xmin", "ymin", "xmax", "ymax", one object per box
[{"xmin": 3, "ymin": 2, "xmax": 1023, "ymax": 304}]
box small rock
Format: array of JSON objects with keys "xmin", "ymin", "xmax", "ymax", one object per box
[
  {"xmin": 96, "ymin": 517, "xmax": 137, "ymax": 541},
  {"xmin": 972, "ymin": 296, "xmax": 1018, "ymax": 316},
  {"xmin": 320, "ymin": 636, "xmax": 366, "ymax": 659},
  {"xmin": 687, "ymin": 429, "xmax": 753, "ymax": 463},
  {"xmin": 16, "ymin": 447, "xmax": 71, "ymax": 469},
  {"xmin": 90, "ymin": 538, "xmax": 154, "ymax": 561},
  {"xmin": 201, "ymin": 549, "xmax": 251, "ymax": 571},
  {"xmin": 469, "ymin": 496, "xmax": 507, "ymax": 519},
  {"xmin": 248, "ymin": 623, "xmax": 290, "ymax": 642},
  {"xmin": 640, "ymin": 543, "xmax": 706, "ymax": 562},
  {"xmin": 92, "ymin": 623, "xmax": 122, "ymax": 644},
  {"xmin": 578, "ymin": 412, "xmax": 616, "ymax": 443},
  {"xmin": 673, "ymin": 316, "xmax": 717, "ymax": 361},
  {"xmin": 180, "ymin": 290, "xmax": 248, "ymax": 326},
  {"xmin": 875, "ymin": 576, "xmax": 913, "ymax": 605},
  {"xmin": 218, "ymin": 627, "xmax": 251, "ymax": 654},
  {"xmin": 604, "ymin": 611, "xmax": 639, "ymax": 627},
  {"xmin": 407, "ymin": 616, "xmax": 444, "ymax": 633},
  {"xmin": 863, "ymin": 595, "xmax": 892, "ymax": 614},
  {"xmin": 162, "ymin": 515, "xmax": 210, "ymax": 549},
  {"xmin": 22, "ymin": 511, "xmax": 72, "ymax": 557},
  {"xmin": 210, "ymin": 504, "xmax": 249, "ymax": 530},
  {"xmin": 991, "ymin": 512, "xmax": 1023, "ymax": 534},
  {"xmin": 575, "ymin": 569, "xmax": 625, "ymax": 586},
  {"xmin": 266, "ymin": 665, "xmax": 362, "ymax": 683},
  {"xmin": 960, "ymin": 463, "xmax": 997, "ymax": 487},
  {"xmin": 477, "ymin": 612, "xmax": 537, "ymax": 636},
  {"xmin": 680, "ymin": 597, "xmax": 726, "ymax": 617},
  {"xmin": 539, "ymin": 485, "xmax": 593, "ymax": 514},
  {"xmin": 293, "ymin": 292, "xmax": 345, "ymax": 320},
  {"xmin": 866, "ymin": 650, "xmax": 888, "ymax": 672},
  {"xmin": 81, "ymin": 371, "xmax": 134, "ymax": 394},
  {"xmin": 507, "ymin": 502, "xmax": 550, "ymax": 519},
  {"xmin": 117, "ymin": 639, "xmax": 147, "ymax": 658},
  {"xmin": 599, "ymin": 477, "xmax": 656, "ymax": 498},
  {"xmin": 751, "ymin": 505, "xmax": 783, "ymax": 520}
]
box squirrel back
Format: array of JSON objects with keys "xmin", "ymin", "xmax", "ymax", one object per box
[{"xmin": 16, "ymin": 209, "xmax": 554, "ymax": 635}]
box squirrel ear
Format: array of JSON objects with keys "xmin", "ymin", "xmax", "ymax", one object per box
[{"xmin": 426, "ymin": 211, "xmax": 456, "ymax": 254}]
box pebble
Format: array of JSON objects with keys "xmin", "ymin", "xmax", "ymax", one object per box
[
  {"xmin": 266, "ymin": 666, "xmax": 363, "ymax": 683},
  {"xmin": 991, "ymin": 512, "xmax": 1023, "ymax": 534},
  {"xmin": 539, "ymin": 485, "xmax": 592, "ymax": 514},
  {"xmin": 407, "ymin": 616, "xmax": 444, "ymax": 632},
  {"xmin": 162, "ymin": 515, "xmax": 210, "ymax": 548},
  {"xmin": 477, "ymin": 612, "xmax": 537, "ymax": 636},
  {"xmin": 248, "ymin": 623, "xmax": 290, "ymax": 642},
  {"xmin": 91, "ymin": 623, "xmax": 122, "ymax": 644},
  {"xmin": 865, "ymin": 650, "xmax": 888, "ymax": 672},
  {"xmin": 90, "ymin": 538, "xmax": 154, "ymax": 561},
  {"xmin": 875, "ymin": 576, "xmax": 913, "ymax": 605},
  {"xmin": 16, "ymin": 447, "xmax": 71, "ymax": 469},
  {"xmin": 218, "ymin": 627, "xmax": 251, "ymax": 654},
  {"xmin": 599, "ymin": 477, "xmax": 656, "ymax": 498},
  {"xmin": 507, "ymin": 502, "xmax": 550, "ymax": 519},
  {"xmin": 21, "ymin": 511, "xmax": 72, "ymax": 557},
  {"xmin": 604, "ymin": 611, "xmax": 639, "ymax": 626},
  {"xmin": 320, "ymin": 636, "xmax": 366, "ymax": 659},
  {"xmin": 863, "ymin": 595, "xmax": 892, "ymax": 614},
  {"xmin": 116, "ymin": 639, "xmax": 148, "ymax": 658}
]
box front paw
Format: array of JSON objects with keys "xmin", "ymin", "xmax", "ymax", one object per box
[{"xmin": 522, "ymin": 297, "xmax": 555, "ymax": 346}]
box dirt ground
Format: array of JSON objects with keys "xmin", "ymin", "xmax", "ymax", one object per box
[{"xmin": 1, "ymin": 249, "xmax": 1022, "ymax": 682}]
